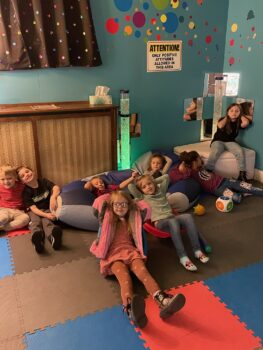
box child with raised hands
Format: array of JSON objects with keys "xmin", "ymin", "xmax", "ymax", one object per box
[
  {"xmin": 17, "ymin": 166, "xmax": 62, "ymax": 254},
  {"xmin": 205, "ymin": 103, "xmax": 250, "ymax": 181},
  {"xmin": 0, "ymin": 165, "xmax": 29, "ymax": 233},
  {"xmin": 84, "ymin": 172, "xmax": 138, "ymax": 197},
  {"xmin": 145, "ymin": 153, "xmax": 172, "ymax": 179},
  {"xmin": 90, "ymin": 190, "xmax": 185, "ymax": 328},
  {"xmin": 128, "ymin": 175, "xmax": 209, "ymax": 272}
]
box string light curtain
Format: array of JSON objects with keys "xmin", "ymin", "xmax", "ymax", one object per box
[{"xmin": 0, "ymin": 0, "xmax": 102, "ymax": 70}]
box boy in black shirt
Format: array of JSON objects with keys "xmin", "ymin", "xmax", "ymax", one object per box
[{"xmin": 17, "ymin": 166, "xmax": 62, "ymax": 253}]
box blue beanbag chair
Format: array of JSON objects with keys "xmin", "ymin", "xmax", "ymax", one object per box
[
  {"xmin": 56, "ymin": 158, "xmax": 200, "ymax": 230},
  {"xmin": 56, "ymin": 170, "xmax": 133, "ymax": 231},
  {"xmin": 167, "ymin": 178, "xmax": 201, "ymax": 212}
]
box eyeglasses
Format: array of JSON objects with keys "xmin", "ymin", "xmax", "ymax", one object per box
[{"xmin": 112, "ymin": 202, "xmax": 128, "ymax": 208}]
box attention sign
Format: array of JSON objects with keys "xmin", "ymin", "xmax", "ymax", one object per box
[{"xmin": 147, "ymin": 40, "xmax": 182, "ymax": 72}]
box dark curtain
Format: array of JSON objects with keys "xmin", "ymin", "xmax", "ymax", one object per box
[{"xmin": 0, "ymin": 0, "xmax": 102, "ymax": 70}]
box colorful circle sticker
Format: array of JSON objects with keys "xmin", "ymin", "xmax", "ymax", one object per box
[
  {"xmin": 152, "ymin": 0, "xmax": 169, "ymax": 10},
  {"xmin": 133, "ymin": 11, "xmax": 146, "ymax": 28},
  {"xmin": 188, "ymin": 21, "xmax": 195, "ymax": 30},
  {"xmin": 231, "ymin": 23, "xmax": 238, "ymax": 32},
  {"xmin": 124, "ymin": 25, "xmax": 133, "ymax": 36},
  {"xmin": 162, "ymin": 12, "xmax": 179, "ymax": 33},
  {"xmin": 114, "ymin": 0, "xmax": 133, "ymax": 12},
  {"xmin": 229, "ymin": 56, "xmax": 235, "ymax": 65},
  {"xmin": 105, "ymin": 18, "xmax": 119, "ymax": 34}
]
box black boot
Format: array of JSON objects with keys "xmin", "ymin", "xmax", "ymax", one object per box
[
  {"xmin": 238, "ymin": 171, "xmax": 248, "ymax": 182},
  {"xmin": 32, "ymin": 230, "xmax": 45, "ymax": 253},
  {"xmin": 125, "ymin": 295, "xmax": 147, "ymax": 328},
  {"xmin": 154, "ymin": 291, "xmax": 186, "ymax": 319}
]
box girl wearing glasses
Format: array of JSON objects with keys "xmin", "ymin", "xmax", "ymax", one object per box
[{"xmin": 90, "ymin": 190, "xmax": 185, "ymax": 329}]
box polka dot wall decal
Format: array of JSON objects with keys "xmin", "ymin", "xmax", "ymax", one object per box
[
  {"xmin": 125, "ymin": 15, "xmax": 130, "ymax": 21},
  {"xmin": 162, "ymin": 12, "xmax": 179, "ymax": 33},
  {"xmin": 229, "ymin": 56, "xmax": 235, "ymax": 65},
  {"xmin": 231, "ymin": 23, "xmax": 238, "ymax": 32},
  {"xmin": 133, "ymin": 11, "xmax": 146, "ymax": 28},
  {"xmin": 170, "ymin": 0, "xmax": 180, "ymax": 9},
  {"xmin": 146, "ymin": 29, "xmax": 153, "ymax": 36},
  {"xmin": 135, "ymin": 30, "xmax": 141, "ymax": 38},
  {"xmin": 205, "ymin": 35, "xmax": 212, "ymax": 44},
  {"xmin": 151, "ymin": 18, "xmax": 157, "ymax": 25},
  {"xmin": 251, "ymin": 26, "xmax": 255, "ymax": 32},
  {"xmin": 160, "ymin": 14, "xmax": 167, "ymax": 23},
  {"xmin": 182, "ymin": 2, "xmax": 188, "ymax": 9},
  {"xmin": 188, "ymin": 21, "xmax": 195, "ymax": 30},
  {"xmin": 124, "ymin": 25, "xmax": 133, "ymax": 36},
  {"xmin": 179, "ymin": 16, "xmax": 184, "ymax": 23},
  {"xmin": 156, "ymin": 34, "xmax": 161, "ymax": 40},
  {"xmin": 229, "ymin": 38, "xmax": 235, "ymax": 46},
  {"xmin": 247, "ymin": 10, "xmax": 255, "ymax": 20},
  {"xmin": 143, "ymin": 2, "xmax": 150, "ymax": 10},
  {"xmin": 152, "ymin": 0, "xmax": 169, "ymax": 10},
  {"xmin": 114, "ymin": 0, "xmax": 133, "ymax": 12},
  {"xmin": 197, "ymin": 0, "xmax": 203, "ymax": 5},
  {"xmin": 188, "ymin": 39, "xmax": 193, "ymax": 46},
  {"xmin": 105, "ymin": 18, "xmax": 120, "ymax": 34}
]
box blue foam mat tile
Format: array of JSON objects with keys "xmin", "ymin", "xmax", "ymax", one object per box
[
  {"xmin": 204, "ymin": 261, "xmax": 263, "ymax": 341},
  {"xmin": 0, "ymin": 237, "xmax": 14, "ymax": 279},
  {"xmin": 24, "ymin": 306, "xmax": 147, "ymax": 350}
]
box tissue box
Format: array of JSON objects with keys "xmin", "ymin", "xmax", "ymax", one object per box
[{"xmin": 89, "ymin": 95, "xmax": 112, "ymax": 105}]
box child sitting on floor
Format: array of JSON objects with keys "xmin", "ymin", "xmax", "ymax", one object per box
[
  {"xmin": 128, "ymin": 174, "xmax": 209, "ymax": 272},
  {"xmin": 0, "ymin": 165, "xmax": 29, "ymax": 234},
  {"xmin": 175, "ymin": 151, "xmax": 263, "ymax": 203},
  {"xmin": 90, "ymin": 190, "xmax": 186, "ymax": 328},
  {"xmin": 84, "ymin": 172, "xmax": 137, "ymax": 197},
  {"xmin": 17, "ymin": 166, "xmax": 63, "ymax": 254},
  {"xmin": 144, "ymin": 153, "xmax": 172, "ymax": 179}
]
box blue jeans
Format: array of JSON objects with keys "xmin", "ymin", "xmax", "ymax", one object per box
[
  {"xmin": 156, "ymin": 214, "xmax": 201, "ymax": 258},
  {"xmin": 206, "ymin": 141, "xmax": 245, "ymax": 172},
  {"xmin": 215, "ymin": 178, "xmax": 263, "ymax": 197}
]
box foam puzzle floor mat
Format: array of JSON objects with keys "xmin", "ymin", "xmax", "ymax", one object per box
[
  {"xmin": 6, "ymin": 228, "xmax": 30, "ymax": 238},
  {"xmin": 9, "ymin": 229, "xmax": 95, "ymax": 274},
  {"xmin": 0, "ymin": 276, "xmax": 24, "ymax": 341},
  {"xmin": 0, "ymin": 237, "xmax": 14, "ymax": 279},
  {"xmin": 15, "ymin": 256, "xmax": 120, "ymax": 334},
  {"xmin": 205, "ymin": 261, "xmax": 263, "ymax": 340},
  {"xmin": 24, "ymin": 306, "xmax": 147, "ymax": 350},
  {"xmin": 138, "ymin": 282, "xmax": 261, "ymax": 350},
  {"xmin": 23, "ymin": 281, "xmax": 261, "ymax": 350},
  {"xmin": 0, "ymin": 335, "xmax": 25, "ymax": 350}
]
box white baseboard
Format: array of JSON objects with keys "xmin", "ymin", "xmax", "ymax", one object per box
[{"xmin": 254, "ymin": 169, "xmax": 263, "ymax": 183}]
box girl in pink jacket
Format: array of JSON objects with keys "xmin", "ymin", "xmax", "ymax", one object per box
[{"xmin": 90, "ymin": 190, "xmax": 185, "ymax": 329}]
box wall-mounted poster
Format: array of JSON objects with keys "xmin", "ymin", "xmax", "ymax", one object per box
[{"xmin": 147, "ymin": 41, "xmax": 182, "ymax": 72}]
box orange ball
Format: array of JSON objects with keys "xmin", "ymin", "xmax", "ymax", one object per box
[{"xmin": 193, "ymin": 204, "xmax": 206, "ymax": 216}]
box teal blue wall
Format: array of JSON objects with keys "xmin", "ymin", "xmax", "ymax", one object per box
[
  {"xmin": 0, "ymin": 0, "xmax": 228, "ymax": 163},
  {"xmin": 224, "ymin": 1, "xmax": 263, "ymax": 169}
]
